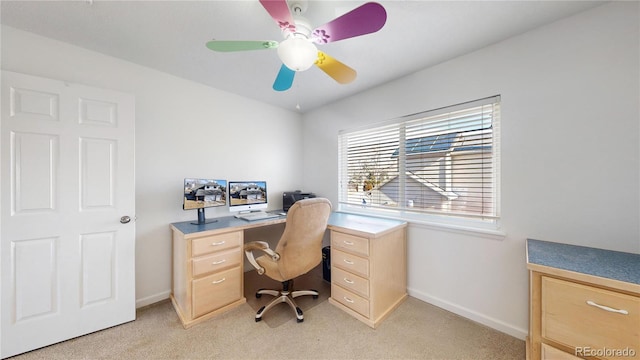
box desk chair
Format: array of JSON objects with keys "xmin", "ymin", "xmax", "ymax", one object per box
[{"xmin": 244, "ymin": 198, "xmax": 332, "ymax": 323}]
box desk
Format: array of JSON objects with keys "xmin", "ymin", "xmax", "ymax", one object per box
[{"xmin": 170, "ymin": 212, "xmax": 406, "ymax": 329}]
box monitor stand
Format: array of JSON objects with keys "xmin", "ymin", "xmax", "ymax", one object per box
[{"xmin": 191, "ymin": 208, "xmax": 218, "ymax": 225}]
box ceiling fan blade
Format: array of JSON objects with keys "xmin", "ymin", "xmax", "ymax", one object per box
[
  {"xmin": 315, "ymin": 51, "xmax": 356, "ymax": 84},
  {"xmin": 206, "ymin": 40, "xmax": 278, "ymax": 52},
  {"xmin": 312, "ymin": 2, "xmax": 387, "ymax": 44},
  {"xmin": 259, "ymin": 0, "xmax": 296, "ymax": 34},
  {"xmin": 273, "ymin": 64, "xmax": 295, "ymax": 91}
]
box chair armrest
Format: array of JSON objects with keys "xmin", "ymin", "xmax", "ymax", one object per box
[{"xmin": 244, "ymin": 241, "xmax": 280, "ymax": 275}]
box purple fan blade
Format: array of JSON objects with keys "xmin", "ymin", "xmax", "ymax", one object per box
[
  {"xmin": 259, "ymin": 0, "xmax": 296, "ymax": 34},
  {"xmin": 312, "ymin": 2, "xmax": 387, "ymax": 44}
]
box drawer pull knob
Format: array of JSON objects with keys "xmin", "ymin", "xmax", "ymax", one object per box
[
  {"xmin": 211, "ymin": 241, "xmax": 226, "ymax": 246},
  {"xmin": 586, "ymin": 300, "xmax": 629, "ymax": 315},
  {"xmin": 211, "ymin": 278, "xmax": 226, "ymax": 284},
  {"xmin": 343, "ymin": 259, "xmax": 354, "ymax": 265},
  {"xmin": 343, "ymin": 296, "xmax": 354, "ymax": 303},
  {"xmin": 212, "ymin": 259, "xmax": 226, "ymax": 265},
  {"xmin": 343, "ymin": 278, "xmax": 354, "ymax": 284},
  {"xmin": 343, "ymin": 241, "xmax": 354, "ymax": 246}
]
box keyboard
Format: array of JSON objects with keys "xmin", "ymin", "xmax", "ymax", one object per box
[{"xmin": 234, "ymin": 211, "xmax": 281, "ymax": 221}]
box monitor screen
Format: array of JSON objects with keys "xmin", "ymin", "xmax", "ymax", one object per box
[
  {"xmin": 183, "ymin": 178, "xmax": 227, "ymax": 224},
  {"xmin": 228, "ymin": 181, "xmax": 268, "ymax": 213}
]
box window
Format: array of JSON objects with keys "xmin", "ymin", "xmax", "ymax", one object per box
[{"xmin": 338, "ymin": 96, "xmax": 500, "ymax": 224}]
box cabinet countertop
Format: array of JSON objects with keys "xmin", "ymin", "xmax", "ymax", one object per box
[
  {"xmin": 526, "ymin": 238, "xmax": 640, "ymax": 285},
  {"xmin": 327, "ymin": 212, "xmax": 407, "ymax": 237}
]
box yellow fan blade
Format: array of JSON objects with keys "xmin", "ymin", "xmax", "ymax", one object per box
[{"xmin": 314, "ymin": 51, "xmax": 356, "ymax": 84}]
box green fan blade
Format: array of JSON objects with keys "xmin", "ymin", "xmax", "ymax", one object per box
[{"xmin": 205, "ymin": 40, "xmax": 278, "ymax": 52}]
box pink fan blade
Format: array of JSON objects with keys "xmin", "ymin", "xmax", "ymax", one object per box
[
  {"xmin": 259, "ymin": 0, "xmax": 296, "ymax": 34},
  {"xmin": 312, "ymin": 2, "xmax": 387, "ymax": 44}
]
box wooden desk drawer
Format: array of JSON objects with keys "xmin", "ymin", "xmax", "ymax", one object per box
[
  {"xmin": 332, "ymin": 248, "xmax": 369, "ymax": 278},
  {"xmin": 333, "ymin": 267, "xmax": 369, "ymax": 298},
  {"xmin": 192, "ymin": 248, "xmax": 241, "ymax": 277},
  {"xmin": 332, "ymin": 283, "xmax": 369, "ymax": 318},
  {"xmin": 191, "ymin": 231, "xmax": 242, "ymax": 257},
  {"xmin": 542, "ymin": 277, "xmax": 640, "ymax": 359},
  {"xmin": 541, "ymin": 344, "xmax": 581, "ymax": 360},
  {"xmin": 331, "ymin": 231, "xmax": 369, "ymax": 257},
  {"xmin": 192, "ymin": 266, "xmax": 242, "ymax": 318}
]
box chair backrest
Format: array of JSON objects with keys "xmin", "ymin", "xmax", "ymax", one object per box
[{"xmin": 274, "ymin": 198, "xmax": 332, "ymax": 281}]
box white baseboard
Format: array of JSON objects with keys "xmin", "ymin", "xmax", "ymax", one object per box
[
  {"xmin": 136, "ymin": 290, "xmax": 171, "ymax": 309},
  {"xmin": 407, "ymin": 287, "xmax": 528, "ymax": 340}
]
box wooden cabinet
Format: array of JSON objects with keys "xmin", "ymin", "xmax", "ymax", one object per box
[
  {"xmin": 171, "ymin": 227, "xmax": 246, "ymax": 328},
  {"xmin": 527, "ymin": 239, "xmax": 640, "ymax": 360},
  {"xmin": 328, "ymin": 213, "xmax": 407, "ymax": 328}
]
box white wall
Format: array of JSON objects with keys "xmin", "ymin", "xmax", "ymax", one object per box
[
  {"xmin": 301, "ymin": 2, "xmax": 639, "ymax": 339},
  {"xmin": 2, "ymin": 1, "xmax": 638, "ymax": 341},
  {"xmin": 1, "ymin": 26, "xmax": 303, "ymax": 307}
]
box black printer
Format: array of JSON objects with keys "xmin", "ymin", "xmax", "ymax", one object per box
[{"xmin": 282, "ymin": 190, "xmax": 316, "ymax": 211}]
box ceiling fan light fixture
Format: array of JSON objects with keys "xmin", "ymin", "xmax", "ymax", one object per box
[
  {"xmin": 207, "ymin": 0, "xmax": 387, "ymax": 91},
  {"xmin": 277, "ymin": 36, "xmax": 318, "ymax": 71}
]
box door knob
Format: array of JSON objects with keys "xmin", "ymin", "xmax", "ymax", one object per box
[{"xmin": 120, "ymin": 216, "xmax": 131, "ymax": 224}]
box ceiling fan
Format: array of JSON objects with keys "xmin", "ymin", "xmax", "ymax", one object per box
[{"xmin": 206, "ymin": 0, "xmax": 387, "ymax": 91}]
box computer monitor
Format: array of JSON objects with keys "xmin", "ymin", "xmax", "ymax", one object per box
[
  {"xmin": 228, "ymin": 181, "xmax": 268, "ymax": 213},
  {"xmin": 183, "ymin": 178, "xmax": 227, "ymax": 224}
]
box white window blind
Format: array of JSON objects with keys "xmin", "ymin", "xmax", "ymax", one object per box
[{"xmin": 338, "ymin": 96, "xmax": 500, "ymax": 221}]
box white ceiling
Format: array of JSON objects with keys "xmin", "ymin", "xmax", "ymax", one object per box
[{"xmin": 1, "ymin": 0, "xmax": 604, "ymax": 113}]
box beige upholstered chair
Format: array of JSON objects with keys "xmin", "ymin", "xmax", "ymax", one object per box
[{"xmin": 244, "ymin": 198, "xmax": 332, "ymax": 323}]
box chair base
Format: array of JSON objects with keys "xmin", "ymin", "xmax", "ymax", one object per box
[{"xmin": 254, "ymin": 280, "xmax": 319, "ymax": 323}]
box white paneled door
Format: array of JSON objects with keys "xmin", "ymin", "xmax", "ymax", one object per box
[{"xmin": 0, "ymin": 71, "xmax": 135, "ymax": 358}]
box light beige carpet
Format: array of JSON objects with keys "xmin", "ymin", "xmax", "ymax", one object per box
[
  {"xmin": 243, "ymin": 265, "xmax": 331, "ymax": 328},
  {"xmin": 10, "ymin": 267, "xmax": 526, "ymax": 360}
]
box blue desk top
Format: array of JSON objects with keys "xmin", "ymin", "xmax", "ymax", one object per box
[
  {"xmin": 172, "ymin": 211, "xmax": 407, "ymax": 237},
  {"xmin": 171, "ymin": 213, "xmax": 286, "ymax": 235},
  {"xmin": 527, "ymin": 239, "xmax": 640, "ymax": 285}
]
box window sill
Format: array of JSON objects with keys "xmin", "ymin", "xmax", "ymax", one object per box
[{"xmin": 337, "ymin": 204, "xmax": 506, "ymax": 240}]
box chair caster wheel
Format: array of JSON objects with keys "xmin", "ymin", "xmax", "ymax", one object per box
[
  {"xmin": 312, "ymin": 294, "xmax": 319, "ymax": 299},
  {"xmin": 295, "ymin": 307, "xmax": 304, "ymax": 323},
  {"xmin": 255, "ymin": 293, "xmax": 262, "ymax": 299},
  {"xmin": 255, "ymin": 306, "xmax": 264, "ymax": 323}
]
